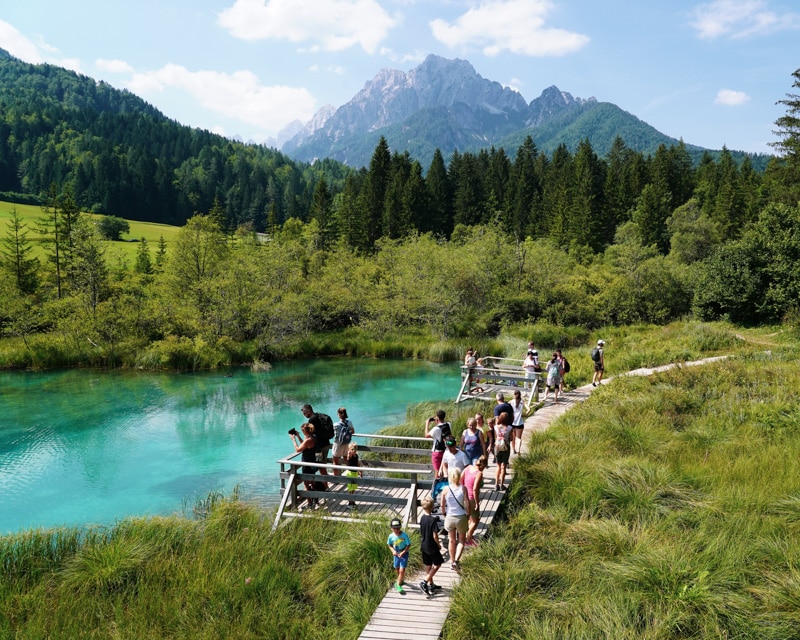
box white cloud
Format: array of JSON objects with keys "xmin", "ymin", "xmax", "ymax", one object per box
[
  {"xmin": 127, "ymin": 64, "xmax": 317, "ymax": 134},
  {"xmin": 217, "ymin": 0, "xmax": 396, "ymax": 54},
  {"xmin": 96, "ymin": 59, "xmax": 135, "ymax": 74},
  {"xmin": 429, "ymin": 0, "xmax": 589, "ymax": 56},
  {"xmin": 715, "ymin": 88, "xmax": 750, "ymax": 105},
  {"xmin": 690, "ymin": 0, "xmax": 800, "ymax": 39},
  {"xmin": 0, "ymin": 19, "xmax": 45, "ymax": 63}
]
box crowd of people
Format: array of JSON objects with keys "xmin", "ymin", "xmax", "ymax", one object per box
[{"xmin": 291, "ymin": 338, "xmax": 608, "ymax": 595}]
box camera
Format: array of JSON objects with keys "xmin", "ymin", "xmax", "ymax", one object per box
[{"xmin": 288, "ymin": 428, "xmax": 300, "ymax": 437}]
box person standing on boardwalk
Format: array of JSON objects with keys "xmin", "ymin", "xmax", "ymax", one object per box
[
  {"xmin": 289, "ymin": 423, "xmax": 319, "ymax": 506},
  {"xmin": 440, "ymin": 436, "xmax": 471, "ymax": 478},
  {"xmin": 387, "ymin": 518, "xmax": 411, "ymax": 593},
  {"xmin": 475, "ymin": 412, "xmax": 493, "ymax": 458},
  {"xmin": 460, "ymin": 416, "xmax": 486, "ymax": 464},
  {"xmin": 424, "ymin": 410, "xmax": 452, "ymax": 475},
  {"xmin": 493, "ymin": 412, "xmax": 513, "ymax": 491},
  {"xmin": 592, "ymin": 340, "xmax": 605, "ymax": 387},
  {"xmin": 441, "ymin": 467, "xmax": 471, "ymax": 572},
  {"xmin": 418, "ymin": 497, "xmax": 444, "ymax": 596},
  {"xmin": 543, "ymin": 353, "xmax": 562, "ymax": 404},
  {"xmin": 510, "ymin": 389, "xmax": 525, "ymax": 455},
  {"xmin": 301, "ymin": 404, "xmax": 330, "ymax": 484},
  {"xmin": 523, "ymin": 344, "xmax": 540, "ymax": 390},
  {"xmin": 331, "ymin": 407, "xmax": 354, "ymax": 474},
  {"xmin": 343, "ymin": 443, "xmax": 361, "ymax": 508},
  {"xmin": 462, "ymin": 455, "xmax": 486, "ymax": 545},
  {"xmin": 493, "ymin": 392, "xmax": 514, "ymax": 447}
]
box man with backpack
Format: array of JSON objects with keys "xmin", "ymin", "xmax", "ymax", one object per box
[
  {"xmin": 591, "ymin": 340, "xmax": 605, "ymax": 387},
  {"xmin": 301, "ymin": 404, "xmax": 333, "ymax": 481}
]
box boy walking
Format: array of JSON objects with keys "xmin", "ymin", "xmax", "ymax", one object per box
[
  {"xmin": 418, "ymin": 497, "xmax": 444, "ymax": 596},
  {"xmin": 387, "ymin": 518, "xmax": 411, "ymax": 593}
]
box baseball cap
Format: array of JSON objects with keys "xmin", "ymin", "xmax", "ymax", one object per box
[
  {"xmin": 445, "ymin": 436, "xmax": 457, "ymax": 446},
  {"xmin": 390, "ymin": 518, "xmax": 402, "ymax": 528},
  {"xmin": 597, "ymin": 340, "xmax": 605, "ymax": 345}
]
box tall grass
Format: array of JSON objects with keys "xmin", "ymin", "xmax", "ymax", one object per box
[{"xmin": 446, "ymin": 352, "xmax": 800, "ymax": 639}]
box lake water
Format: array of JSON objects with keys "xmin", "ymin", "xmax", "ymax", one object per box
[{"xmin": 0, "ymin": 359, "xmax": 456, "ymax": 534}]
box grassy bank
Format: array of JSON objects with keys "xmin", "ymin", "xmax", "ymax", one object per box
[
  {"xmin": 447, "ymin": 347, "xmax": 800, "ymax": 639},
  {"xmin": 2, "ymin": 323, "xmax": 791, "ymax": 638}
]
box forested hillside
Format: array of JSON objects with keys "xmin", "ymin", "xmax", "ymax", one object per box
[
  {"xmin": 0, "ymin": 49, "xmax": 350, "ymax": 228},
  {"xmin": 0, "ymin": 59, "xmax": 798, "ymax": 371}
]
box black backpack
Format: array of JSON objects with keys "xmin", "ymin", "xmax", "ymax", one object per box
[
  {"xmin": 318, "ymin": 413, "xmax": 335, "ymax": 440},
  {"xmin": 591, "ymin": 347, "xmax": 601, "ymax": 363},
  {"xmin": 563, "ymin": 357, "xmax": 571, "ymax": 373},
  {"xmin": 433, "ymin": 422, "xmax": 452, "ymax": 452}
]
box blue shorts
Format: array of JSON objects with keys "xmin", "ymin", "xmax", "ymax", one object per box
[{"xmin": 393, "ymin": 554, "xmax": 409, "ymax": 569}]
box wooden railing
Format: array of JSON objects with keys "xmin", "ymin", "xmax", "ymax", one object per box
[
  {"xmin": 272, "ymin": 433, "xmax": 435, "ymax": 531},
  {"xmin": 457, "ymin": 355, "xmax": 541, "ymax": 409}
]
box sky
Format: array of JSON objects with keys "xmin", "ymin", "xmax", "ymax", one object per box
[{"xmin": 1, "ymin": 0, "xmax": 799, "ymax": 155}]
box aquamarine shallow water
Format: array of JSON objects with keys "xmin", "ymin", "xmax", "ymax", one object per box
[{"xmin": 0, "ymin": 359, "xmax": 456, "ymax": 534}]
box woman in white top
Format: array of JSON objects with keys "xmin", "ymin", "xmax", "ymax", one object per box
[
  {"xmin": 440, "ymin": 467, "xmax": 471, "ymax": 572},
  {"xmin": 511, "ymin": 389, "xmax": 525, "ymax": 455}
]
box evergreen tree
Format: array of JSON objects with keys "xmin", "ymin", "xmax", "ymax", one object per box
[
  {"xmin": 1, "ymin": 206, "xmax": 39, "ymax": 294},
  {"xmin": 135, "ymin": 238, "xmax": 154, "ymax": 276},
  {"xmin": 362, "ymin": 137, "xmax": 392, "ymax": 247},
  {"xmin": 425, "ymin": 149, "xmax": 451, "ymax": 236},
  {"xmin": 155, "ymin": 235, "xmax": 168, "ymax": 271},
  {"xmin": 309, "ymin": 175, "xmax": 333, "ymax": 244},
  {"xmin": 769, "ymin": 68, "xmax": 800, "ymax": 204}
]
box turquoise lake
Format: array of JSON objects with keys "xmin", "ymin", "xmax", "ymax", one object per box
[{"xmin": 0, "ymin": 359, "xmax": 456, "ymax": 534}]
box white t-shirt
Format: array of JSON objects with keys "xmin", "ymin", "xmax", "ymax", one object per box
[
  {"xmin": 442, "ymin": 448, "xmax": 470, "ymax": 473},
  {"xmin": 429, "ymin": 424, "xmax": 442, "ymax": 452},
  {"xmin": 512, "ymin": 401, "xmax": 524, "ymax": 427}
]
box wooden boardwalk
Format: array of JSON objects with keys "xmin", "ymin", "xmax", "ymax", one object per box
[{"xmin": 356, "ymin": 381, "xmax": 595, "ymax": 640}]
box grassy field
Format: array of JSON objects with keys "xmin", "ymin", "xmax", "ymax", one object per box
[
  {"xmin": 2, "ymin": 324, "xmax": 798, "ymax": 638},
  {"xmin": 0, "ymin": 199, "xmax": 180, "ymax": 266}
]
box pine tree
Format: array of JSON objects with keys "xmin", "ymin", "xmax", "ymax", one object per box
[
  {"xmin": 769, "ymin": 68, "xmax": 800, "ymax": 205},
  {"xmin": 135, "ymin": 238, "xmax": 154, "ymax": 275},
  {"xmin": 1, "ymin": 206, "xmax": 39, "ymax": 293},
  {"xmin": 426, "ymin": 149, "xmax": 451, "ymax": 236}
]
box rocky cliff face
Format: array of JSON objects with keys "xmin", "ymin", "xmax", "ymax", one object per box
[{"xmin": 282, "ymin": 54, "xmax": 593, "ymax": 165}]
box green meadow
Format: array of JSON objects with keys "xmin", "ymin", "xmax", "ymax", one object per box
[
  {"xmin": 0, "ymin": 199, "xmax": 180, "ymax": 266},
  {"xmin": 3, "ymin": 324, "xmax": 799, "ymax": 638}
]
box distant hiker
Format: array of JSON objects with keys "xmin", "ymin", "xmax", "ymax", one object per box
[
  {"xmin": 556, "ymin": 349, "xmax": 569, "ymax": 392},
  {"xmin": 592, "ymin": 340, "xmax": 605, "ymax": 387}
]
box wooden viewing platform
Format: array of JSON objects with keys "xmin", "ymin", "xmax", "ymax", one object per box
[{"xmin": 455, "ymin": 356, "xmax": 541, "ymax": 411}]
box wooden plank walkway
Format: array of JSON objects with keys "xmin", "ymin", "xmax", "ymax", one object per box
[
  {"xmin": 357, "ymin": 356, "xmax": 732, "ymax": 639},
  {"xmin": 356, "ymin": 381, "xmax": 595, "ymax": 640}
]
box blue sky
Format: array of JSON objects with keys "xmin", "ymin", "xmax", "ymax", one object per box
[{"xmin": 1, "ymin": 0, "xmax": 799, "ymax": 155}]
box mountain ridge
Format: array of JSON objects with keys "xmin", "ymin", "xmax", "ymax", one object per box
[{"xmin": 282, "ymin": 53, "xmax": 748, "ymax": 168}]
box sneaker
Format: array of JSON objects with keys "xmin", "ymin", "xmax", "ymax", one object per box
[
  {"xmin": 451, "ymin": 561, "xmax": 460, "ymax": 572},
  {"xmin": 592, "ymin": 382, "xmax": 597, "ymax": 387},
  {"xmin": 395, "ymin": 583, "xmax": 404, "ymax": 593},
  {"xmin": 419, "ymin": 581, "xmax": 430, "ymax": 595},
  {"xmin": 498, "ymin": 484, "xmax": 506, "ymax": 491},
  {"xmin": 495, "ymin": 484, "xmax": 500, "ymax": 491},
  {"xmin": 430, "ymin": 583, "xmax": 443, "ymax": 591}
]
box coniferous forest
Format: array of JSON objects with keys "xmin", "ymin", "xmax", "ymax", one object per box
[{"xmin": 0, "ymin": 51, "xmax": 799, "ymax": 369}]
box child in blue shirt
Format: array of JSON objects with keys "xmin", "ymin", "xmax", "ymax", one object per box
[{"xmin": 387, "ymin": 518, "xmax": 411, "ymax": 593}]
